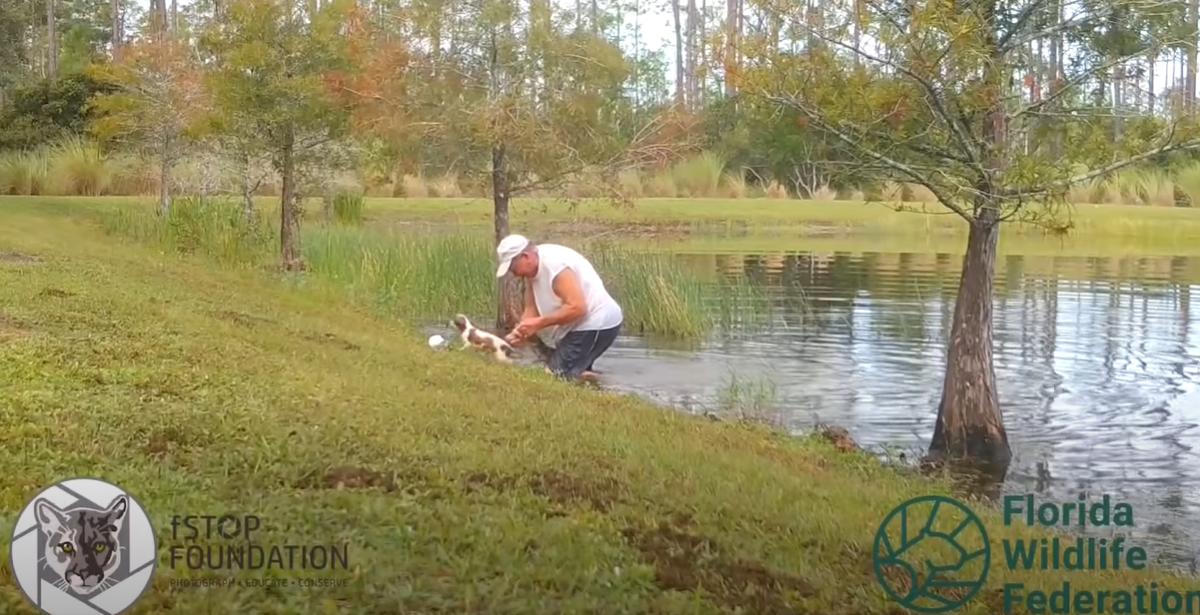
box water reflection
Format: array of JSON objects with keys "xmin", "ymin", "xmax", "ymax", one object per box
[{"xmin": 601, "ymin": 251, "xmax": 1200, "ymax": 568}]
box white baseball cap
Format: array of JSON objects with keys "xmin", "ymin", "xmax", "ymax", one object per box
[{"xmin": 495, "ymin": 234, "xmax": 531, "ymax": 277}]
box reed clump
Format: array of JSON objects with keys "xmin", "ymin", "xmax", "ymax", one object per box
[{"xmin": 100, "ymin": 200, "xmax": 771, "ymax": 338}]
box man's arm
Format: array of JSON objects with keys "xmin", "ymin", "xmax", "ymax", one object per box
[
  {"xmin": 533, "ymin": 269, "xmax": 586, "ymax": 329},
  {"xmin": 521, "ymin": 279, "xmax": 538, "ymax": 320}
]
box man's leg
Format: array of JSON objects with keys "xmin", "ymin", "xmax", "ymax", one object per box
[
  {"xmin": 548, "ymin": 326, "xmax": 621, "ymax": 380},
  {"xmin": 580, "ymin": 324, "xmax": 620, "ymax": 374}
]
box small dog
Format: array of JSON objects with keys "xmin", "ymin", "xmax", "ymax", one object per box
[{"xmin": 453, "ymin": 314, "xmax": 515, "ymax": 363}]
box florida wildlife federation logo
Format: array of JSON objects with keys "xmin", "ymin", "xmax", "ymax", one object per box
[
  {"xmin": 9, "ymin": 477, "xmax": 157, "ymax": 615},
  {"xmin": 872, "ymin": 494, "xmax": 991, "ymax": 613}
]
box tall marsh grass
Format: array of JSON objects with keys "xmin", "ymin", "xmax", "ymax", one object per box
[
  {"xmin": 101, "ymin": 196, "xmax": 275, "ymax": 265},
  {"xmin": 9, "ymin": 137, "xmax": 1200, "ymax": 207},
  {"xmin": 304, "ymin": 227, "xmax": 495, "ymax": 319},
  {"xmin": 331, "ymin": 190, "xmax": 365, "ymax": 225},
  {"xmin": 712, "ymin": 370, "xmax": 785, "ymax": 427},
  {"xmin": 0, "ymin": 151, "xmax": 49, "ymax": 195},
  {"xmin": 99, "ymin": 201, "xmax": 772, "ymax": 338}
]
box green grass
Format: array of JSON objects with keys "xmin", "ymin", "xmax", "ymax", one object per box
[
  {"xmin": 615, "ymin": 228, "xmax": 1200, "ymax": 259},
  {"xmin": 354, "ymin": 196, "xmax": 1200, "ymax": 238},
  {"xmin": 92, "ymin": 196, "xmax": 770, "ymax": 339},
  {"xmin": 13, "ymin": 194, "xmax": 1200, "ymax": 242},
  {"xmin": 331, "ymin": 190, "xmax": 365, "ymax": 225},
  {"xmin": 712, "ymin": 370, "xmax": 785, "ymax": 426},
  {"xmin": 2, "ymin": 196, "xmax": 1198, "ymax": 614}
]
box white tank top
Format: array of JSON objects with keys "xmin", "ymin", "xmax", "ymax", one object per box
[{"xmin": 530, "ymin": 244, "xmax": 623, "ymax": 344}]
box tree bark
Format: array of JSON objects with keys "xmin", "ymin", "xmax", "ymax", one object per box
[
  {"xmin": 929, "ymin": 13, "xmax": 1012, "ymax": 474},
  {"xmin": 492, "ymin": 142, "xmax": 523, "ymax": 332},
  {"xmin": 279, "ymin": 125, "xmax": 303, "ymax": 271},
  {"xmin": 157, "ymin": 138, "xmax": 171, "ymax": 215},
  {"xmin": 672, "ymin": 0, "xmax": 684, "ymax": 106},
  {"xmin": 110, "ymin": 0, "xmax": 121, "ymax": 59},
  {"xmin": 1189, "ymin": 0, "xmax": 1198, "ymax": 114},
  {"xmin": 928, "ymin": 210, "xmax": 1011, "ymax": 471},
  {"xmin": 46, "ymin": 0, "xmax": 57, "ymax": 79},
  {"xmin": 241, "ymin": 154, "xmax": 256, "ymax": 224},
  {"xmin": 153, "ymin": 0, "xmax": 167, "ymax": 39},
  {"xmin": 322, "ymin": 181, "xmax": 334, "ymax": 222}
]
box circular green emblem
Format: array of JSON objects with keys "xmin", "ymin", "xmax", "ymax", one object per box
[{"xmin": 872, "ymin": 494, "xmax": 990, "ymax": 613}]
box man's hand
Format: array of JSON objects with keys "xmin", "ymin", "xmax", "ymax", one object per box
[{"xmin": 506, "ymin": 317, "xmax": 543, "ymax": 344}]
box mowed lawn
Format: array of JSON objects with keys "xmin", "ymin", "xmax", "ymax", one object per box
[
  {"xmin": 14, "ymin": 195, "xmax": 1200, "ymax": 241},
  {"xmin": 1, "ymin": 201, "xmax": 1199, "ymax": 614}
]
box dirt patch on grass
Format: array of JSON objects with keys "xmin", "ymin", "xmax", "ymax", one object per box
[
  {"xmin": 463, "ymin": 470, "xmax": 518, "ymax": 492},
  {"xmin": 529, "ymin": 470, "xmax": 623, "ymax": 512},
  {"xmin": 621, "ymin": 514, "xmax": 816, "ymax": 615},
  {"xmin": 0, "ymin": 251, "xmax": 41, "ymax": 264},
  {"xmin": 210, "ymin": 309, "xmax": 270, "ymax": 327},
  {"xmin": 0, "ymin": 313, "xmax": 31, "ymax": 342},
  {"xmin": 37, "ymin": 287, "xmax": 75, "ymax": 298},
  {"xmin": 292, "ymin": 462, "xmax": 451, "ymax": 496},
  {"xmin": 305, "ymin": 466, "xmax": 399, "ymax": 491},
  {"xmin": 139, "ymin": 425, "xmax": 212, "ymax": 459},
  {"xmin": 462, "ymin": 469, "xmax": 625, "ymax": 512},
  {"xmin": 297, "ymin": 330, "xmax": 361, "ymax": 351}
]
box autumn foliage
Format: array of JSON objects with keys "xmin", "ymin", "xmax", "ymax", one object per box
[{"xmin": 88, "ymin": 35, "xmax": 208, "ymax": 145}]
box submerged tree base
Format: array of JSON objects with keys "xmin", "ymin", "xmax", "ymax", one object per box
[{"xmin": 927, "ymin": 397, "xmax": 1013, "ymax": 471}]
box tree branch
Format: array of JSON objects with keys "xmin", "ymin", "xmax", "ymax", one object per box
[
  {"xmin": 765, "ymin": 93, "xmax": 975, "ymax": 222},
  {"xmin": 1007, "ymin": 125, "xmax": 1200, "ymax": 199},
  {"xmin": 783, "ymin": 0, "xmax": 985, "ymax": 170}
]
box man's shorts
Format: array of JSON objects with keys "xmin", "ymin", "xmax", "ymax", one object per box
[{"xmin": 547, "ymin": 324, "xmax": 621, "ymax": 378}]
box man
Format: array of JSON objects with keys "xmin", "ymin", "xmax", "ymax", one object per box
[{"xmin": 495, "ymin": 234, "xmax": 623, "ymax": 381}]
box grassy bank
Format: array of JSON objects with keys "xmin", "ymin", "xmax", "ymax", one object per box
[
  {"xmin": 361, "ymin": 196, "xmax": 1200, "ymax": 238},
  {"xmin": 94, "ymin": 197, "xmax": 771, "ymax": 338},
  {"xmin": 621, "ymin": 229, "xmax": 1200, "ymax": 259},
  {"xmin": 13, "ymin": 193, "xmax": 1200, "ymax": 242},
  {"xmin": 2, "ymin": 195, "xmax": 1198, "ymax": 614}
]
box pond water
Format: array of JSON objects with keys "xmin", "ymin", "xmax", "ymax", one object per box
[{"xmin": 597, "ymin": 250, "xmax": 1200, "ymax": 569}]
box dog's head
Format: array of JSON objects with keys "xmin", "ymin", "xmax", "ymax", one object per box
[{"xmin": 452, "ymin": 314, "xmax": 470, "ymax": 332}]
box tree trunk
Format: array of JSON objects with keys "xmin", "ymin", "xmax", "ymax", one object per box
[
  {"xmin": 672, "ymin": 0, "xmax": 684, "ymax": 106},
  {"xmin": 685, "ymin": 0, "xmax": 698, "ymax": 107},
  {"xmin": 492, "ymin": 142, "xmax": 523, "ymax": 332},
  {"xmin": 1188, "ymin": 0, "xmax": 1198, "ymax": 114},
  {"xmin": 157, "ymin": 141, "xmax": 171, "ymax": 215},
  {"xmin": 322, "ymin": 181, "xmax": 334, "ymax": 222},
  {"xmin": 110, "ymin": 0, "xmax": 121, "ymax": 59},
  {"xmin": 1111, "ymin": 62, "xmax": 1124, "ymax": 141},
  {"xmin": 153, "ymin": 0, "xmax": 167, "ymax": 38},
  {"xmin": 1148, "ymin": 47, "xmax": 1157, "ymax": 115},
  {"xmin": 929, "ymin": 14, "xmax": 1012, "ymax": 473},
  {"xmin": 724, "ymin": 0, "xmax": 736, "ymax": 97},
  {"xmin": 929, "ymin": 212, "xmax": 1011, "ymax": 469},
  {"xmin": 241, "ymin": 155, "xmax": 256, "ymax": 224},
  {"xmin": 279, "ymin": 125, "xmax": 303, "ymax": 271},
  {"xmin": 46, "ymin": 0, "xmax": 57, "ymax": 79},
  {"xmin": 851, "ymin": 0, "xmax": 861, "ymax": 67}
]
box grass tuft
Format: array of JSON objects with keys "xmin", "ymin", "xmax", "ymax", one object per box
[
  {"xmin": 672, "ymin": 152, "xmax": 726, "ymax": 197},
  {"xmin": 332, "ymin": 190, "xmax": 366, "ymax": 225},
  {"xmin": 0, "ymin": 150, "xmax": 50, "ymax": 195},
  {"xmin": 713, "ymin": 370, "xmax": 785, "ymax": 427},
  {"xmin": 47, "ymin": 136, "xmax": 115, "ymax": 197}
]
